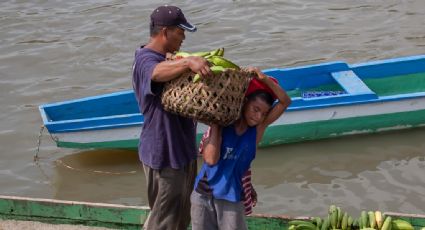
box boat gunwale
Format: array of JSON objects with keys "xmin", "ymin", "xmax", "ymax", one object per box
[{"xmin": 349, "ymin": 54, "xmax": 425, "ymax": 68}]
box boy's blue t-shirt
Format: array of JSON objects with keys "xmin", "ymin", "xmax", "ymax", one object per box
[
  {"xmin": 132, "ymin": 47, "xmax": 197, "ymax": 170},
  {"xmin": 195, "ymin": 125, "xmax": 257, "ymax": 202}
]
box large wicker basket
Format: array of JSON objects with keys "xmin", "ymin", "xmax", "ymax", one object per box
[{"xmin": 161, "ymin": 69, "xmax": 253, "ymax": 126}]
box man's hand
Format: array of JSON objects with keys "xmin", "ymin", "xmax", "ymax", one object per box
[
  {"xmin": 187, "ymin": 56, "xmax": 213, "ymax": 78},
  {"xmin": 151, "ymin": 55, "xmax": 213, "ymax": 82}
]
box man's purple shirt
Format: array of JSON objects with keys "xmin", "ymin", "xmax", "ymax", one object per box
[{"xmin": 132, "ymin": 47, "xmax": 197, "ymax": 169}]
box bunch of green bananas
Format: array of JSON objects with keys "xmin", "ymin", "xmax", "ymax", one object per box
[
  {"xmin": 288, "ymin": 205, "xmax": 355, "ymax": 230},
  {"xmin": 174, "ymin": 48, "xmax": 240, "ymax": 83},
  {"xmin": 355, "ymin": 211, "xmax": 413, "ymax": 230},
  {"xmin": 288, "ymin": 205, "xmax": 415, "ymax": 230}
]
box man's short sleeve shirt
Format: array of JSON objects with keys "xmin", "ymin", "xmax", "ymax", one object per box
[{"xmin": 132, "ymin": 47, "xmax": 197, "ymax": 169}]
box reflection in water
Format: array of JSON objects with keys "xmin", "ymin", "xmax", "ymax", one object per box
[
  {"xmin": 53, "ymin": 149, "xmax": 147, "ymax": 206},
  {"xmin": 56, "ymin": 150, "xmax": 138, "ymax": 175}
]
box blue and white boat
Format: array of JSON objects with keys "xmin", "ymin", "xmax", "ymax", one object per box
[{"xmin": 39, "ymin": 54, "xmax": 425, "ymax": 149}]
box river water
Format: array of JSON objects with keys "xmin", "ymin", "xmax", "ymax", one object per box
[{"xmin": 1, "ymin": 0, "xmax": 424, "ymax": 217}]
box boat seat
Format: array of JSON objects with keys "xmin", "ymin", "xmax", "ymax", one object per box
[{"xmin": 331, "ymin": 70, "xmax": 377, "ymax": 98}]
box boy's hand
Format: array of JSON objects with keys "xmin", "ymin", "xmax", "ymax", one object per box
[{"xmin": 244, "ymin": 66, "xmax": 267, "ymax": 81}]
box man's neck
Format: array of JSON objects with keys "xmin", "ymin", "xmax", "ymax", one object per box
[{"xmin": 145, "ymin": 39, "xmax": 167, "ymax": 55}]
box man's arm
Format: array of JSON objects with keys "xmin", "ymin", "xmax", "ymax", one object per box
[{"xmin": 151, "ymin": 56, "xmax": 212, "ymax": 82}]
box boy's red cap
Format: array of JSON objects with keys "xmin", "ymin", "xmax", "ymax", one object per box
[{"xmin": 245, "ymin": 77, "xmax": 278, "ymax": 100}]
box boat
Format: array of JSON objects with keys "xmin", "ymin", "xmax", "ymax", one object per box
[
  {"xmin": 1, "ymin": 195, "xmax": 424, "ymax": 230},
  {"xmin": 38, "ymin": 54, "xmax": 425, "ymax": 149}
]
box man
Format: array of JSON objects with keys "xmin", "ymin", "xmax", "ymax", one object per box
[{"xmin": 132, "ymin": 5, "xmax": 212, "ymax": 230}]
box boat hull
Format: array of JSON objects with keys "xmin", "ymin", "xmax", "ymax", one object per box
[{"xmin": 38, "ymin": 54, "xmax": 425, "ymax": 149}]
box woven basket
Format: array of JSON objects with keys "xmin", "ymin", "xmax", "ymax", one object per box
[{"xmin": 161, "ymin": 69, "xmax": 253, "ymax": 126}]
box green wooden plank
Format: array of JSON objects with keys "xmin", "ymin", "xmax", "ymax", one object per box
[
  {"xmin": 0, "ymin": 196, "xmax": 148, "ymax": 229},
  {"xmin": 1, "ymin": 196, "xmax": 425, "ymax": 229}
]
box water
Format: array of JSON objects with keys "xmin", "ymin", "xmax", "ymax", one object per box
[{"xmin": 1, "ymin": 0, "xmax": 425, "ymax": 217}]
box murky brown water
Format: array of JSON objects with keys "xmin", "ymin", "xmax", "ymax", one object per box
[{"xmin": 1, "ymin": 0, "xmax": 425, "ymax": 217}]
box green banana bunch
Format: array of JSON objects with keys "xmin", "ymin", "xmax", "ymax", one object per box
[
  {"xmin": 315, "ymin": 206, "xmax": 416, "ymax": 230},
  {"xmin": 318, "ymin": 205, "xmax": 369, "ymax": 230},
  {"xmin": 175, "ymin": 47, "xmax": 241, "ymax": 83}
]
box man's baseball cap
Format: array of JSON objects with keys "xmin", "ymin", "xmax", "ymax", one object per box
[{"xmin": 150, "ymin": 5, "xmax": 197, "ymax": 32}]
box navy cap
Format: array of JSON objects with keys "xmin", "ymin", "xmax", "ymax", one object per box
[{"xmin": 150, "ymin": 5, "xmax": 197, "ymax": 32}]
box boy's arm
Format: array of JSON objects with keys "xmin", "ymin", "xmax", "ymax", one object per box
[
  {"xmin": 202, "ymin": 124, "xmax": 222, "ymax": 165},
  {"xmin": 246, "ymin": 67, "xmax": 291, "ymax": 144},
  {"xmin": 257, "ymin": 70, "xmax": 291, "ymax": 126}
]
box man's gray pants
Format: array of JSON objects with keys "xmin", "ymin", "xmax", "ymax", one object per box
[
  {"xmin": 190, "ymin": 190, "xmax": 247, "ymax": 230},
  {"xmin": 142, "ymin": 160, "xmax": 196, "ymax": 230}
]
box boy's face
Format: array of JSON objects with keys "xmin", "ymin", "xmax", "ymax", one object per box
[{"xmin": 243, "ymin": 97, "xmax": 271, "ymax": 127}]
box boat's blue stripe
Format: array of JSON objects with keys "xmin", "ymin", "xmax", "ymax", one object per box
[
  {"xmin": 40, "ymin": 90, "xmax": 134, "ymax": 108},
  {"xmin": 350, "ymin": 54, "xmax": 425, "ymax": 79},
  {"xmin": 40, "ymin": 90, "xmax": 140, "ymax": 122},
  {"xmin": 46, "ymin": 114, "xmax": 143, "ymax": 133}
]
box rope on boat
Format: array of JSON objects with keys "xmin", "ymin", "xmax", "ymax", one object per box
[
  {"xmin": 56, "ymin": 159, "xmax": 138, "ymax": 175},
  {"xmin": 34, "ymin": 125, "xmax": 45, "ymax": 162},
  {"xmin": 33, "ymin": 126, "xmax": 136, "ymax": 175},
  {"xmin": 34, "ymin": 158, "xmax": 54, "ymax": 189}
]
